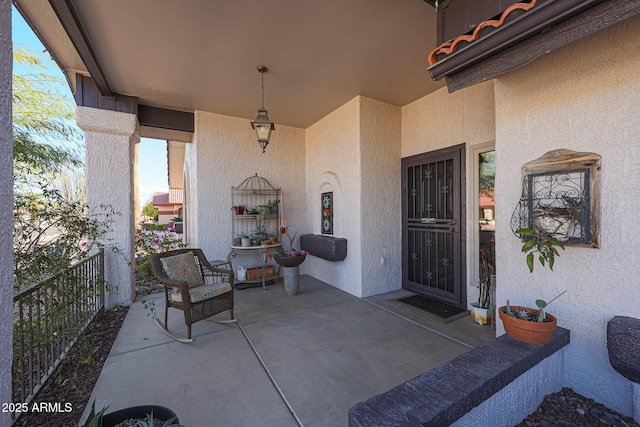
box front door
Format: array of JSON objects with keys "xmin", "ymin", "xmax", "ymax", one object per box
[{"xmin": 402, "ymin": 145, "xmax": 465, "ymax": 308}]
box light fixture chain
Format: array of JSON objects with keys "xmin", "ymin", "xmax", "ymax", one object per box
[{"xmin": 261, "ymin": 72, "xmax": 265, "ymax": 109}]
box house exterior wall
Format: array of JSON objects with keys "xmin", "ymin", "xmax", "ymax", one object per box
[
  {"xmin": 359, "ymin": 97, "xmax": 402, "ymax": 297},
  {"xmin": 401, "ymin": 81, "xmax": 496, "ymax": 306},
  {"xmin": 305, "ymin": 97, "xmax": 363, "ymax": 296},
  {"xmin": 0, "ymin": 0, "xmax": 12, "ymax": 421},
  {"xmin": 185, "ymin": 111, "xmax": 305, "ymax": 262},
  {"xmin": 402, "ymin": 82, "xmax": 495, "ymax": 159},
  {"xmin": 494, "ymin": 14, "xmax": 640, "ymax": 417}
]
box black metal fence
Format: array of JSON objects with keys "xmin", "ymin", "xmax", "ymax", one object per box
[{"xmin": 12, "ymin": 249, "xmax": 105, "ymax": 411}]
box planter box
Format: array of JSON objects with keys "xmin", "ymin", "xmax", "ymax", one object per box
[
  {"xmin": 246, "ymin": 266, "xmax": 275, "ymax": 281},
  {"xmin": 471, "ymin": 304, "xmax": 492, "ymax": 325}
]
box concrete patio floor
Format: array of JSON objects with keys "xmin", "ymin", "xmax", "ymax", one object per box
[{"xmin": 86, "ymin": 275, "xmax": 495, "ymax": 427}]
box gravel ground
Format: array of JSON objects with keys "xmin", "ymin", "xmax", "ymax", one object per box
[{"xmin": 517, "ymin": 387, "xmax": 639, "ymax": 427}]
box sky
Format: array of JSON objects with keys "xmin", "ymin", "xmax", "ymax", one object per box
[{"xmin": 11, "ymin": 6, "xmax": 169, "ymax": 205}]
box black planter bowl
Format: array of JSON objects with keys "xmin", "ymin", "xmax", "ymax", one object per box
[
  {"xmin": 275, "ymin": 254, "xmax": 306, "ymax": 268},
  {"xmin": 102, "ymin": 405, "xmax": 179, "ymax": 426}
]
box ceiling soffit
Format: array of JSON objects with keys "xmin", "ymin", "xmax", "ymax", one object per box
[{"xmin": 15, "ymin": 0, "xmax": 445, "ymax": 129}]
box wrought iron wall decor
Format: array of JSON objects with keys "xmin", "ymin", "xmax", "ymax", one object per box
[
  {"xmin": 321, "ymin": 192, "xmax": 333, "ymax": 235},
  {"xmin": 511, "ymin": 149, "xmax": 600, "ymax": 247}
]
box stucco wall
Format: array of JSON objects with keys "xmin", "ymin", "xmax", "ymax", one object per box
[
  {"xmin": 402, "ymin": 82, "xmax": 495, "ymax": 159},
  {"xmin": 494, "ymin": 14, "xmax": 640, "ymax": 417},
  {"xmin": 360, "ymin": 97, "xmax": 402, "ymax": 296},
  {"xmin": 77, "ymin": 107, "xmax": 139, "ymax": 307},
  {"xmin": 186, "ymin": 111, "xmax": 306, "ymax": 263},
  {"xmin": 305, "ymin": 97, "xmax": 363, "ymax": 296},
  {"xmin": 402, "ymin": 82, "xmax": 496, "ymax": 305},
  {"xmin": 0, "ymin": 0, "xmax": 12, "ymax": 420}
]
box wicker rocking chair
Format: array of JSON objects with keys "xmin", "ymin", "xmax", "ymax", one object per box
[{"xmin": 151, "ymin": 248, "xmax": 236, "ymax": 343}]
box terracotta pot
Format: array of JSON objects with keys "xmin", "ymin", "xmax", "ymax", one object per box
[
  {"xmin": 498, "ymin": 306, "xmax": 557, "ymax": 344},
  {"xmin": 275, "ymin": 254, "xmax": 306, "ymax": 268}
]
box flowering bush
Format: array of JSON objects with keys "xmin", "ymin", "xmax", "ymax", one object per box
[
  {"xmin": 134, "ymin": 220, "xmax": 186, "ymax": 261},
  {"xmin": 13, "ymin": 181, "xmax": 120, "ymax": 291},
  {"xmin": 268, "ymin": 249, "xmax": 307, "ymax": 259}
]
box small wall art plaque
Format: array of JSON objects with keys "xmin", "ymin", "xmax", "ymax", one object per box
[{"xmin": 321, "ymin": 192, "xmax": 333, "ymax": 235}]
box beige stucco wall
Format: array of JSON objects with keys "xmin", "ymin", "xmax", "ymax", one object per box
[
  {"xmin": 0, "ymin": 0, "xmax": 12, "ymax": 421},
  {"xmin": 185, "ymin": 111, "xmax": 306, "ymax": 263},
  {"xmin": 304, "ymin": 96, "xmax": 402, "ymax": 297},
  {"xmin": 402, "ymin": 82, "xmax": 495, "ymax": 159},
  {"xmin": 77, "ymin": 107, "xmax": 139, "ymax": 307},
  {"xmin": 494, "ymin": 14, "xmax": 640, "ymax": 416},
  {"xmin": 360, "ymin": 97, "xmax": 402, "ymax": 296},
  {"xmin": 305, "ymin": 97, "xmax": 363, "ymax": 296}
]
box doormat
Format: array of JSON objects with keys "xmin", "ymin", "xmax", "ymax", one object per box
[{"xmin": 395, "ymin": 295, "xmax": 469, "ymax": 323}]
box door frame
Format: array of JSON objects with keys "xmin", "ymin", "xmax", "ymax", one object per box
[{"xmin": 401, "ymin": 144, "xmax": 467, "ymax": 308}]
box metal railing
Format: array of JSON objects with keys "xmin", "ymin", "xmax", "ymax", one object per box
[{"xmin": 12, "ymin": 249, "xmax": 105, "ymax": 409}]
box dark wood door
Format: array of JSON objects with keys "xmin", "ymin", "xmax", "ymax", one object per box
[{"xmin": 402, "ymin": 145, "xmax": 466, "ymax": 308}]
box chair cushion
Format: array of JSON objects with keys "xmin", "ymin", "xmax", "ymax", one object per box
[
  {"xmin": 160, "ymin": 251, "xmax": 204, "ymax": 288},
  {"xmin": 169, "ymin": 283, "xmax": 233, "ymax": 303}
]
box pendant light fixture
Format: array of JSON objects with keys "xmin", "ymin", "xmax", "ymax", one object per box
[{"xmin": 251, "ymin": 66, "xmax": 275, "ymax": 153}]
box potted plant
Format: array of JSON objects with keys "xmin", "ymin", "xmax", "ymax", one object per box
[
  {"xmin": 498, "ymin": 290, "xmax": 566, "ymax": 344},
  {"xmin": 240, "ymin": 234, "xmax": 251, "ymax": 247},
  {"xmin": 253, "ymin": 218, "xmax": 269, "ymax": 242},
  {"xmin": 516, "ymin": 198, "xmax": 582, "ymax": 272},
  {"xmin": 471, "ymin": 249, "xmax": 493, "ymax": 325},
  {"xmin": 269, "ymin": 249, "xmax": 307, "ymax": 295},
  {"xmin": 231, "ymin": 205, "xmax": 245, "ymax": 215},
  {"xmin": 82, "ymin": 401, "xmax": 182, "ymax": 427},
  {"xmin": 268, "ymin": 199, "xmax": 279, "ymax": 214}
]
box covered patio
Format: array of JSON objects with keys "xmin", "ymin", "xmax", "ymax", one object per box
[{"xmin": 84, "ymin": 276, "xmax": 493, "ymax": 426}]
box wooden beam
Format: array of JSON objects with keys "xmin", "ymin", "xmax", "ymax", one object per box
[
  {"xmin": 49, "ymin": 0, "xmax": 112, "ymax": 96},
  {"xmin": 444, "ymin": 0, "xmax": 640, "ymax": 92},
  {"xmin": 138, "ymin": 105, "xmax": 194, "ymax": 133},
  {"xmin": 75, "ymin": 74, "xmax": 137, "ymax": 113}
]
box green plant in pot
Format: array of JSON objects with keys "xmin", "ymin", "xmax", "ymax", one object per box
[
  {"xmin": 471, "ymin": 249, "xmax": 493, "ymax": 325},
  {"xmin": 516, "ymin": 197, "xmax": 582, "ymax": 272},
  {"xmin": 498, "ymin": 290, "xmax": 566, "ymax": 344}
]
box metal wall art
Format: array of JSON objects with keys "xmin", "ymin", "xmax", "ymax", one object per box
[
  {"xmin": 321, "ymin": 192, "xmax": 333, "ymax": 235},
  {"xmin": 511, "ymin": 149, "xmax": 601, "ymax": 247}
]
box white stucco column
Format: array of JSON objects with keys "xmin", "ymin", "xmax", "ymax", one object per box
[
  {"xmin": 77, "ymin": 106, "xmax": 139, "ymax": 307},
  {"xmin": 0, "ymin": 0, "xmax": 13, "ymax": 421}
]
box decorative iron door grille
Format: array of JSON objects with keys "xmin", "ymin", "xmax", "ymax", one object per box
[{"xmin": 402, "ymin": 146, "xmax": 465, "ymax": 308}]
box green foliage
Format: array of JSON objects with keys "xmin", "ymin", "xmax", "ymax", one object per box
[
  {"xmin": 517, "ymin": 226, "xmax": 565, "ymax": 273},
  {"xmin": 13, "ymin": 178, "xmax": 121, "ymax": 291},
  {"xmin": 136, "ymin": 412, "xmax": 183, "ymax": 427},
  {"xmin": 141, "ymin": 198, "xmax": 158, "ymax": 220},
  {"xmin": 80, "ymin": 401, "xmax": 109, "ymax": 427},
  {"xmin": 13, "ymin": 47, "xmax": 82, "ymax": 177}
]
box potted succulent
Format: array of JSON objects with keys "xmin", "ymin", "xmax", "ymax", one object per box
[
  {"xmin": 498, "ymin": 290, "xmax": 566, "ymax": 344},
  {"xmin": 268, "ymin": 199, "xmax": 279, "ymax": 214},
  {"xmin": 81, "ymin": 402, "xmax": 182, "ymax": 427},
  {"xmin": 516, "ymin": 198, "xmax": 582, "ymax": 272},
  {"xmin": 240, "ymin": 234, "xmax": 251, "ymax": 247}
]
